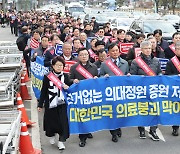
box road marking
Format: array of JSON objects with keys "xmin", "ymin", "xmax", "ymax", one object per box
[{"xmin": 145, "ymin": 126, "xmax": 166, "ymax": 142}]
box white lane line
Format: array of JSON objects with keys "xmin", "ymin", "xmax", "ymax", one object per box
[{"xmin": 145, "ymin": 126, "xmax": 166, "ymax": 142}]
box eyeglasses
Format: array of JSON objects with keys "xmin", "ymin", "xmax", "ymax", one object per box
[
  {"xmin": 142, "ymin": 48, "xmax": 151, "ymax": 50},
  {"xmin": 79, "ymin": 54, "xmax": 89, "ymax": 57},
  {"xmin": 55, "ymin": 64, "xmax": 63, "ymax": 67},
  {"xmin": 99, "ymin": 31, "xmax": 104, "ymax": 33}
]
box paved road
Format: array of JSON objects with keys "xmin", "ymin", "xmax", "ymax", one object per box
[{"xmin": 39, "ymin": 107, "xmax": 180, "ymax": 154}]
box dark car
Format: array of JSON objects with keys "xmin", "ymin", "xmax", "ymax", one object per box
[{"xmin": 129, "ymin": 19, "xmax": 177, "ymax": 43}]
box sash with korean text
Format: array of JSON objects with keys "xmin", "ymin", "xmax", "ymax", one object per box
[
  {"xmin": 135, "ymin": 57, "xmax": 155, "ymax": 76},
  {"xmin": 171, "ymin": 56, "xmax": 180, "ymax": 73},
  {"xmin": 47, "ymin": 72, "xmax": 63, "ymax": 90},
  {"xmin": 105, "ymin": 59, "xmax": 124, "ymax": 76},
  {"xmin": 169, "ymin": 44, "xmax": 175, "ymax": 53},
  {"xmin": 76, "ymin": 64, "xmax": 93, "ymax": 79},
  {"xmin": 88, "ymin": 49, "xmax": 98, "ymax": 61}
]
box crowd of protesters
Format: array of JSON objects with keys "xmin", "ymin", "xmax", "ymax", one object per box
[{"xmin": 5, "ymin": 9, "xmax": 179, "ymax": 151}]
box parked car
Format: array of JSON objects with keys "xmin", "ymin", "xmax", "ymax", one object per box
[
  {"xmin": 128, "ymin": 19, "xmax": 177, "ymax": 43},
  {"xmin": 162, "ymin": 14, "xmax": 180, "ymax": 30},
  {"xmin": 111, "ymin": 18, "xmax": 134, "ymax": 31}
]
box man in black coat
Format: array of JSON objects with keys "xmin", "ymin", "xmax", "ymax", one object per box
[
  {"xmin": 164, "ymin": 32, "xmax": 180, "ymax": 59},
  {"xmin": 130, "ymin": 41, "xmax": 161, "ymax": 141},
  {"xmin": 165, "ymin": 41, "xmax": 180, "ymax": 136},
  {"xmin": 70, "ymin": 48, "xmax": 98, "ymax": 147}
]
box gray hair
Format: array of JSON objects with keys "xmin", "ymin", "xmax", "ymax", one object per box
[
  {"xmin": 62, "ymin": 42, "xmax": 72, "ymax": 49},
  {"xmin": 140, "ymin": 41, "xmax": 152, "ymax": 49},
  {"xmin": 175, "ymin": 41, "xmax": 180, "ymax": 48}
]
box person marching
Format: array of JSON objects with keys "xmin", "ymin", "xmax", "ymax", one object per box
[
  {"xmin": 130, "ymin": 41, "xmax": 161, "ymax": 141},
  {"xmin": 100, "ymin": 43, "xmax": 129, "ymax": 143},
  {"xmin": 165, "ymin": 41, "xmax": 180, "ymax": 136},
  {"xmin": 38, "ymin": 56, "xmax": 72, "ymax": 150},
  {"xmin": 70, "ymin": 47, "xmax": 98, "ymax": 147}
]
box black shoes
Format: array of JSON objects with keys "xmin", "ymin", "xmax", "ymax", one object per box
[
  {"xmin": 79, "ymin": 140, "xmax": 86, "ymax": 147},
  {"xmin": 149, "ymin": 130, "xmax": 160, "ymax": 141},
  {"xmin": 87, "ymin": 133, "xmax": 93, "ymax": 139},
  {"xmin": 117, "ymin": 129, "xmax": 122, "ymax": 137},
  {"xmin": 139, "ymin": 131, "xmax": 146, "ymax": 139},
  {"xmin": 172, "ymin": 129, "xmax": 179, "ymax": 136},
  {"xmin": 112, "ymin": 135, "xmax": 118, "ymax": 142}
]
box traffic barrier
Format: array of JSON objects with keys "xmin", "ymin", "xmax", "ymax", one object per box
[
  {"xmin": 20, "ymin": 75, "xmax": 32, "ymax": 100},
  {"xmin": 23, "ymin": 66, "xmax": 30, "ymax": 82},
  {"xmin": 19, "ymin": 119, "xmax": 41, "ymax": 154},
  {"xmin": 22, "ymin": 59, "xmax": 30, "ymax": 82},
  {"xmin": 16, "ymin": 93, "xmax": 34, "ymax": 126}
]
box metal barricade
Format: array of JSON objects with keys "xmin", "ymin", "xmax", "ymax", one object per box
[
  {"xmin": 0, "ymin": 54, "xmax": 23, "ymax": 70},
  {"xmin": 0, "ymin": 46, "xmax": 20, "ymax": 55},
  {"xmin": 0, "ymin": 110, "xmax": 21, "ymax": 154},
  {"xmin": 0, "ymin": 41, "xmax": 16, "ymax": 47}
]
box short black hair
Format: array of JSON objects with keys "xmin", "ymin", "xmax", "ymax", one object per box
[
  {"xmin": 146, "ymin": 33, "xmax": 153, "ymax": 38},
  {"xmin": 50, "ymin": 34, "xmax": 60, "ymax": 41},
  {"xmin": 41, "ymin": 35, "xmax": 49, "ymax": 41},
  {"xmin": 154, "ymin": 29, "xmax": 162, "ymax": 36},
  {"xmin": 117, "ymin": 29, "xmax": 125, "ymax": 34},
  {"xmin": 172, "ymin": 32, "xmax": 180, "ymax": 38},
  {"xmin": 77, "ymin": 47, "xmax": 88, "ymax": 55},
  {"xmin": 52, "ymin": 56, "xmax": 65, "ymax": 67},
  {"xmin": 136, "ymin": 34, "xmax": 145, "ymax": 39},
  {"xmin": 95, "ymin": 40, "xmax": 105, "ymax": 47},
  {"xmin": 32, "ymin": 29, "xmax": 40, "ymax": 35},
  {"xmin": 97, "ymin": 48, "xmax": 106, "ymax": 56},
  {"xmin": 73, "ymin": 27, "xmax": 79, "ymax": 32},
  {"xmin": 108, "ymin": 42, "xmax": 118, "ymax": 51},
  {"xmin": 73, "ymin": 38, "xmax": 80, "ymax": 43}
]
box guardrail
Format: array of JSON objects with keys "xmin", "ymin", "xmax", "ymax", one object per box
[{"xmin": 0, "ymin": 110, "xmax": 21, "ymax": 154}]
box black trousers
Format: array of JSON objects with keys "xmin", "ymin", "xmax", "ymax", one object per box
[
  {"xmin": 138, "ymin": 126, "xmax": 157, "ymax": 132},
  {"xmin": 79, "ymin": 134, "xmax": 88, "ymax": 141},
  {"xmin": 172, "ymin": 126, "xmax": 179, "ymax": 130},
  {"xmin": 110, "ymin": 128, "xmax": 121, "ymax": 136}
]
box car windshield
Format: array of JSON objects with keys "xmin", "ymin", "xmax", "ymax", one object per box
[
  {"xmin": 69, "ymin": 7, "xmax": 84, "ymax": 12},
  {"xmin": 143, "ymin": 21, "xmax": 176, "ymax": 33},
  {"xmin": 164, "ymin": 15, "xmax": 180, "ymax": 20},
  {"xmin": 117, "ymin": 20, "xmax": 133, "ymax": 26}
]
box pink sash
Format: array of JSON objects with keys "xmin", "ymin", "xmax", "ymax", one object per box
[
  {"xmin": 47, "ymin": 72, "xmax": 63, "ymax": 90},
  {"xmin": 76, "ymin": 64, "xmax": 93, "ymax": 79},
  {"xmin": 169, "ymin": 44, "xmax": 175, "ymax": 53},
  {"xmin": 105, "ymin": 59, "xmax": 124, "ymax": 76},
  {"xmin": 171, "ymin": 56, "xmax": 180, "ymax": 73},
  {"xmin": 135, "ymin": 57, "xmax": 155, "ymax": 76},
  {"xmin": 88, "ymin": 49, "xmax": 98, "ymax": 61}
]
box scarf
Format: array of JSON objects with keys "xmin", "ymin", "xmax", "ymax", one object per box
[{"xmin": 49, "ymin": 71, "xmax": 65, "ymax": 109}]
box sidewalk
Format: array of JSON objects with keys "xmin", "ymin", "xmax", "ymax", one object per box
[{"xmin": 0, "ymin": 26, "xmax": 41, "ymax": 151}]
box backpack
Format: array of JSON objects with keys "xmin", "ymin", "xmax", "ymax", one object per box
[{"xmin": 16, "ymin": 35, "xmax": 26, "ymax": 51}]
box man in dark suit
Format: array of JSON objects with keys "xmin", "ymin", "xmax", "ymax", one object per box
[
  {"xmin": 79, "ymin": 32, "xmax": 91, "ymax": 50},
  {"xmin": 100, "ymin": 43, "xmax": 129, "ymax": 143},
  {"xmin": 70, "ymin": 48, "xmax": 98, "ymax": 147}
]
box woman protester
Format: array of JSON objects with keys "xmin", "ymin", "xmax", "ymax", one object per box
[{"xmin": 38, "ymin": 56, "xmax": 72, "ymax": 150}]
